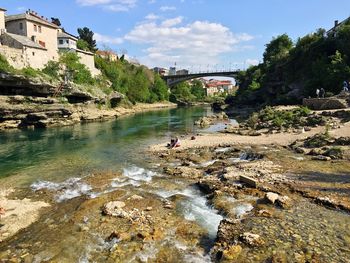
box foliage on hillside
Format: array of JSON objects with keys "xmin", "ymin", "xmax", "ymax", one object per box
[
  {"xmin": 234, "ymin": 21, "xmax": 350, "ymax": 106},
  {"xmin": 170, "ymin": 79, "xmax": 208, "ymax": 103},
  {"xmin": 94, "ymin": 56, "xmax": 169, "ymax": 103}
]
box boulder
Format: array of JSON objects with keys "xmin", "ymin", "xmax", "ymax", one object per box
[
  {"xmin": 311, "ymin": 155, "xmax": 331, "ymax": 161},
  {"xmin": 109, "ymin": 92, "xmax": 125, "ymax": 108},
  {"xmin": 102, "ymin": 201, "xmax": 126, "ymax": 216},
  {"xmin": 222, "ymin": 245, "xmax": 242, "ymax": 260},
  {"xmin": 265, "ymin": 192, "xmax": 279, "ymax": 204},
  {"xmin": 239, "ymin": 175, "xmax": 257, "ymax": 188},
  {"xmin": 239, "ymin": 232, "xmax": 265, "ymax": 246}
]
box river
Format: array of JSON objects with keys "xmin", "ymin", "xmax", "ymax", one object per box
[{"xmin": 1, "ymin": 106, "xmax": 350, "ymax": 263}]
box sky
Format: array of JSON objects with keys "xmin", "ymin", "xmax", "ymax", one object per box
[{"xmin": 2, "ymin": 0, "xmax": 350, "ymax": 71}]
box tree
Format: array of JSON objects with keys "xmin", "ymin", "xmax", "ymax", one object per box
[
  {"xmin": 77, "ymin": 27, "xmax": 97, "ymax": 52},
  {"xmin": 149, "ymin": 75, "xmax": 169, "ymax": 102},
  {"xmin": 77, "ymin": 39, "xmax": 90, "ymax": 51},
  {"xmin": 190, "ymin": 79, "xmax": 205, "ymax": 100},
  {"xmin": 51, "ymin": 17, "xmax": 61, "ymax": 27},
  {"xmin": 263, "ymin": 34, "xmax": 293, "ymax": 65}
]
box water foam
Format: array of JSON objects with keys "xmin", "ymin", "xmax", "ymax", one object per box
[
  {"xmin": 31, "ymin": 177, "xmax": 92, "ymax": 202},
  {"xmin": 177, "ymin": 188, "xmax": 223, "ymax": 238}
]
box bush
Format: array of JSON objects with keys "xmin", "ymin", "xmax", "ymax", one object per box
[
  {"xmin": 42, "ymin": 61, "xmax": 60, "ymax": 79},
  {"xmin": 0, "ymin": 54, "xmax": 14, "ymax": 73},
  {"xmin": 59, "ymin": 52, "xmax": 94, "ymax": 84},
  {"xmin": 21, "ymin": 67, "xmax": 39, "ymax": 78}
]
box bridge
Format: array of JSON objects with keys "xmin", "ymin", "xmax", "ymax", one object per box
[{"xmin": 161, "ymin": 70, "xmax": 240, "ymax": 87}]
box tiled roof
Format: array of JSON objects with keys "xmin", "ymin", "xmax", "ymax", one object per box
[
  {"xmin": 58, "ymin": 31, "xmax": 78, "ymax": 41},
  {"xmin": 5, "ymin": 13, "xmax": 59, "ymax": 29},
  {"xmin": 5, "ymin": 32, "xmax": 46, "ymax": 50},
  {"xmin": 0, "ymin": 8, "xmax": 7, "ymax": 11}
]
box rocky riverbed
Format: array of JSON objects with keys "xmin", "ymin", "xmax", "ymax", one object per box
[{"xmin": 1, "ymin": 107, "xmax": 350, "ymax": 262}]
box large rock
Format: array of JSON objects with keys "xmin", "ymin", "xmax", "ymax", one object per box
[
  {"xmin": 239, "ymin": 232, "xmax": 265, "ymax": 246},
  {"xmin": 222, "ymin": 245, "xmax": 242, "ymax": 260},
  {"xmin": 265, "ymin": 192, "xmax": 279, "ymax": 204},
  {"xmin": 109, "ymin": 92, "xmax": 125, "ymax": 108},
  {"xmin": 102, "ymin": 201, "xmax": 126, "ymax": 216}
]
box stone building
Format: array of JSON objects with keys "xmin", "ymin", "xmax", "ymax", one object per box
[
  {"xmin": 5, "ymin": 10, "xmax": 59, "ymax": 61},
  {"xmin": 0, "ymin": 8, "xmax": 100, "ymax": 76},
  {"xmin": 96, "ymin": 50, "xmax": 118, "ymax": 62}
]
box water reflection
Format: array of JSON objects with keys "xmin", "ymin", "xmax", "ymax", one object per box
[{"xmin": 0, "ymin": 106, "xmax": 211, "ymax": 185}]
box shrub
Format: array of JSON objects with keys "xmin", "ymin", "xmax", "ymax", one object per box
[
  {"xmin": 59, "ymin": 52, "xmax": 94, "ymax": 84},
  {"xmin": 42, "ymin": 61, "xmax": 60, "ymax": 79},
  {"xmin": 247, "ymin": 112, "xmax": 259, "ymax": 129},
  {"xmin": 21, "ymin": 67, "xmax": 39, "ymax": 78},
  {"xmin": 0, "ymin": 54, "xmax": 13, "ymax": 73}
]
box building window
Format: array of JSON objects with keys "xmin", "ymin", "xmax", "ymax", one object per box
[
  {"xmin": 34, "ymin": 24, "xmax": 37, "ymax": 32},
  {"xmin": 59, "ymin": 39, "xmax": 63, "ymax": 44},
  {"xmin": 32, "ymin": 52, "xmax": 35, "ymax": 56},
  {"xmin": 38, "ymin": 26, "xmax": 42, "ymax": 33},
  {"xmin": 19, "ymin": 23, "xmax": 23, "ymax": 30},
  {"xmin": 66, "ymin": 40, "xmax": 69, "ymax": 44},
  {"xmin": 39, "ymin": 41, "xmax": 46, "ymax": 48}
]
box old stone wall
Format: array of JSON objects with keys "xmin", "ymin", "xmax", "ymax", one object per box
[
  {"xmin": 303, "ymin": 97, "xmax": 349, "ymax": 110},
  {"xmin": 77, "ymin": 50, "xmax": 100, "ymax": 77},
  {"xmin": 0, "ymin": 45, "xmax": 50, "ymax": 69},
  {"xmin": 0, "ymin": 46, "xmax": 26, "ymax": 68}
]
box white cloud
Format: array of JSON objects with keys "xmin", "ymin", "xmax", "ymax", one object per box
[
  {"xmin": 77, "ymin": 0, "xmax": 137, "ymax": 12},
  {"xmin": 94, "ymin": 33, "xmax": 124, "ymax": 45},
  {"xmin": 125, "ymin": 18, "xmax": 254, "ymax": 68},
  {"xmin": 161, "ymin": 16, "xmax": 183, "ymax": 27},
  {"xmin": 145, "ymin": 13, "xmax": 159, "ymax": 20},
  {"xmin": 76, "ymin": 0, "xmax": 112, "ymax": 6},
  {"xmin": 245, "ymin": 59, "xmax": 259, "ymax": 66},
  {"xmin": 160, "ymin": 6, "xmax": 176, "ymax": 11}
]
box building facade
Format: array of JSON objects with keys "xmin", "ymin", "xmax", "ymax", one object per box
[{"xmin": 0, "ymin": 8, "xmax": 100, "ymax": 76}]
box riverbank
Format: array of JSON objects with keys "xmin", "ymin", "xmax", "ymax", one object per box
[
  {"xmin": 150, "ymin": 121, "xmax": 350, "ymax": 151},
  {"xmin": 0, "ymin": 95, "xmax": 177, "ymax": 131}
]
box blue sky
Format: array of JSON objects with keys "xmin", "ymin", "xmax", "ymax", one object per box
[{"xmin": 2, "ymin": 0, "xmax": 350, "ymax": 71}]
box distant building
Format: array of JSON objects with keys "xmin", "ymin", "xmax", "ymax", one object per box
[
  {"xmin": 204, "ymin": 80, "xmax": 236, "ymax": 96},
  {"xmin": 176, "ymin": 69, "xmax": 189, "ymax": 75},
  {"xmin": 153, "ymin": 67, "xmax": 168, "ymax": 76},
  {"xmin": 169, "ymin": 67, "xmax": 176, "ymax": 76},
  {"xmin": 57, "ymin": 30, "xmax": 78, "ymax": 50},
  {"xmin": 96, "ymin": 50, "xmax": 118, "ymax": 62}
]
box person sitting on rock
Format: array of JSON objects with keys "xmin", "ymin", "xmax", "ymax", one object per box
[{"xmin": 169, "ymin": 137, "xmax": 180, "ymax": 148}]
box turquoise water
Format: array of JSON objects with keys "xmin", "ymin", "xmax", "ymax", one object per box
[{"xmin": 0, "ymin": 106, "xmax": 213, "ymax": 187}]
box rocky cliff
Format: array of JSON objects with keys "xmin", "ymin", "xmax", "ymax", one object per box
[{"xmin": 0, "ymin": 73, "xmax": 174, "ymax": 131}]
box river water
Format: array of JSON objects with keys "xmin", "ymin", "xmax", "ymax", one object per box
[
  {"xmin": 1, "ymin": 106, "xmax": 350, "ymax": 263},
  {"xmin": 0, "ymin": 106, "xmax": 212, "ymax": 187}
]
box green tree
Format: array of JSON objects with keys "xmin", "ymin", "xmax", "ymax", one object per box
[
  {"xmin": 42, "ymin": 61, "xmax": 60, "ymax": 79},
  {"xmin": 149, "ymin": 75, "xmax": 169, "ymax": 102},
  {"xmin": 59, "ymin": 52, "xmax": 94, "ymax": 84},
  {"xmin": 263, "ymin": 34, "xmax": 293, "ymax": 65},
  {"xmin": 77, "ymin": 27, "xmax": 97, "ymax": 52},
  {"xmin": 77, "ymin": 39, "xmax": 90, "ymax": 51},
  {"xmin": 171, "ymin": 82, "xmax": 195, "ymax": 102},
  {"xmin": 190, "ymin": 79, "xmax": 205, "ymax": 100}
]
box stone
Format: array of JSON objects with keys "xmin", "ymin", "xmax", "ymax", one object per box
[
  {"xmin": 222, "ymin": 245, "xmax": 242, "ymax": 260},
  {"xmin": 311, "ymin": 155, "xmax": 331, "ymax": 161},
  {"xmin": 239, "ymin": 175, "xmax": 257, "ymax": 188},
  {"xmin": 276, "ymin": 195, "xmax": 292, "ymax": 209},
  {"xmin": 265, "ymin": 192, "xmax": 279, "ymax": 204},
  {"xmin": 145, "ymin": 207, "xmax": 153, "ymax": 211},
  {"xmin": 128, "ymin": 195, "xmax": 143, "ymax": 200},
  {"xmin": 109, "ymin": 91, "xmax": 125, "ymax": 108},
  {"xmin": 102, "ymin": 201, "xmax": 126, "ymax": 216},
  {"xmin": 240, "ymin": 232, "xmax": 265, "ymax": 247}
]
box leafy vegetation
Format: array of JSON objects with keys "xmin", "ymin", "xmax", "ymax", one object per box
[
  {"xmin": 42, "ymin": 61, "xmax": 60, "ymax": 79},
  {"xmin": 77, "ymin": 27, "xmax": 97, "ymax": 52},
  {"xmin": 95, "ymin": 54, "xmax": 169, "ymax": 103},
  {"xmin": 0, "ymin": 54, "xmax": 14, "ymax": 73},
  {"xmin": 234, "ymin": 22, "xmax": 350, "ymax": 106},
  {"xmin": 59, "ymin": 52, "xmax": 95, "ymax": 85},
  {"xmin": 246, "ymin": 106, "xmax": 314, "ymax": 130}
]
